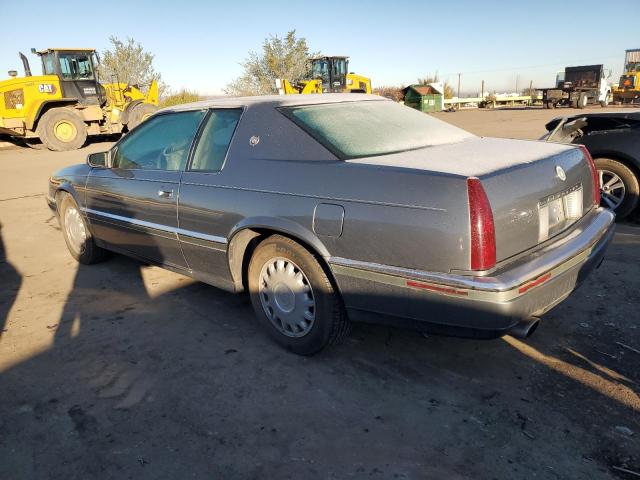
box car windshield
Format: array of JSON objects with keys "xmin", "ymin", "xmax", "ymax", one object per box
[{"xmin": 282, "ymin": 101, "xmax": 474, "ymax": 159}]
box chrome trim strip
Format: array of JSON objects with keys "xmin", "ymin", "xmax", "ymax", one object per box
[
  {"xmin": 177, "ymin": 228, "xmax": 228, "ymax": 245},
  {"xmin": 83, "ymin": 208, "xmax": 228, "ymax": 245},
  {"xmin": 329, "ymin": 257, "xmax": 481, "ymax": 290}
]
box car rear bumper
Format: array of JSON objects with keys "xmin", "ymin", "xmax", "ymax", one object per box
[{"xmin": 329, "ymin": 207, "xmax": 615, "ymax": 338}]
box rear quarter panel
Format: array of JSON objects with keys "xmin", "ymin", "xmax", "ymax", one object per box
[{"xmin": 180, "ymin": 156, "xmax": 472, "ymax": 274}]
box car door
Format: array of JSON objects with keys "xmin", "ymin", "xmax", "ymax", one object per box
[
  {"xmin": 178, "ymin": 108, "xmax": 243, "ymax": 289},
  {"xmin": 85, "ymin": 110, "xmax": 206, "ymax": 269}
]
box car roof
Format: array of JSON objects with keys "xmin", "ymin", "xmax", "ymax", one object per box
[{"xmin": 161, "ymin": 93, "xmax": 387, "ymax": 113}]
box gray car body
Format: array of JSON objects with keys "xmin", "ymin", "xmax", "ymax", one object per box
[{"xmin": 48, "ymin": 94, "xmax": 615, "ymax": 338}]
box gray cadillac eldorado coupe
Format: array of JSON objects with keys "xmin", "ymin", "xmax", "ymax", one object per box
[{"xmin": 47, "ymin": 94, "xmax": 615, "ymax": 354}]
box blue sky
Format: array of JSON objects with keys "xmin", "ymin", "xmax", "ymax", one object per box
[{"xmin": 2, "ymin": 0, "xmax": 637, "ymax": 95}]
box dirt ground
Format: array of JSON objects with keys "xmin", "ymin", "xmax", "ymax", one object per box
[{"xmin": 1, "ymin": 107, "xmax": 638, "ymax": 480}]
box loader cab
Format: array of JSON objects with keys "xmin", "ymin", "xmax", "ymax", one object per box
[
  {"xmin": 310, "ymin": 56, "xmax": 349, "ymax": 93},
  {"xmin": 37, "ymin": 49, "xmax": 104, "ymax": 105}
]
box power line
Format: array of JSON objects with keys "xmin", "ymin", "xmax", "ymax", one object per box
[{"xmin": 438, "ymin": 54, "xmax": 621, "ymax": 77}]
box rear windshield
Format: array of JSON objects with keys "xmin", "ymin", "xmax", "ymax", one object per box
[{"xmin": 281, "ymin": 100, "xmax": 474, "ymax": 159}]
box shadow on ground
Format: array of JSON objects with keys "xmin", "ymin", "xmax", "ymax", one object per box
[
  {"xmin": 0, "ymin": 222, "xmax": 22, "ymax": 338},
  {"xmin": 0, "ymin": 230, "xmax": 638, "ymax": 479},
  {"xmin": 0, "ymin": 134, "xmax": 121, "ymax": 151}
]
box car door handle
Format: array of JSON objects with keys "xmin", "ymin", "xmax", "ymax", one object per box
[{"xmin": 158, "ymin": 189, "xmax": 174, "ymax": 198}]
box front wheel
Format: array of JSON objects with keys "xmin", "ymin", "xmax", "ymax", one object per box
[
  {"xmin": 248, "ymin": 235, "xmax": 349, "ymax": 355},
  {"xmin": 595, "ymin": 158, "xmax": 639, "ymax": 220},
  {"xmin": 36, "ymin": 108, "xmax": 87, "ymax": 151},
  {"xmin": 58, "ymin": 193, "xmax": 107, "ymax": 264}
]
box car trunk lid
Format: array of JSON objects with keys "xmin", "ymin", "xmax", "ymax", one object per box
[{"xmin": 346, "ymin": 137, "xmax": 596, "ymax": 266}]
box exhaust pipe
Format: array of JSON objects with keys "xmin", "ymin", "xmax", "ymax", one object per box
[
  {"xmin": 19, "ymin": 52, "xmax": 32, "ymax": 77},
  {"xmin": 510, "ymin": 318, "xmax": 540, "ymax": 339}
]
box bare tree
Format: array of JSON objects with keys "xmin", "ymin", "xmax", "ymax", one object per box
[
  {"xmin": 226, "ymin": 30, "xmax": 317, "ymax": 96},
  {"xmin": 373, "ymin": 86, "xmax": 405, "ymax": 102},
  {"xmin": 417, "ymin": 73, "xmax": 454, "ymax": 99},
  {"xmin": 98, "ymin": 36, "xmax": 167, "ymax": 96}
]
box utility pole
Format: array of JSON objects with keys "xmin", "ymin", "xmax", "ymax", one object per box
[
  {"xmin": 481, "ymin": 79, "xmax": 485, "ymax": 99},
  {"xmin": 529, "ymin": 80, "xmax": 533, "ymax": 105},
  {"xmin": 515, "ymin": 74, "xmax": 519, "ymax": 94},
  {"xmin": 457, "ymin": 73, "xmax": 461, "ymax": 110}
]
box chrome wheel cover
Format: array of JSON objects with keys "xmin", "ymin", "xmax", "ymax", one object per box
[
  {"xmin": 598, "ymin": 169, "xmax": 626, "ymax": 211},
  {"xmin": 64, "ymin": 205, "xmax": 86, "ymax": 254},
  {"xmin": 258, "ymin": 257, "xmax": 315, "ymax": 338}
]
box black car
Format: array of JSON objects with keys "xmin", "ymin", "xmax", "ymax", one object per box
[{"xmin": 544, "ymin": 111, "xmax": 640, "ymax": 219}]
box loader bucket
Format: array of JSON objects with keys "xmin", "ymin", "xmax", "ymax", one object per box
[{"xmin": 145, "ymin": 80, "xmax": 159, "ymax": 106}]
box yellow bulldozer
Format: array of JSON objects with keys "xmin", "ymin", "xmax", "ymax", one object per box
[
  {"xmin": 276, "ymin": 56, "xmax": 372, "ymax": 95},
  {"xmin": 0, "ymin": 48, "xmax": 158, "ymax": 151}
]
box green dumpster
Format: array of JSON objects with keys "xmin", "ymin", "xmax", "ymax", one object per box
[{"xmin": 403, "ymin": 85, "xmax": 444, "ymax": 113}]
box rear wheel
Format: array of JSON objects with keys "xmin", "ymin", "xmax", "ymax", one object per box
[
  {"xmin": 248, "ymin": 235, "xmax": 349, "ymax": 355},
  {"xmin": 58, "ymin": 193, "xmax": 107, "ymax": 264},
  {"xmin": 127, "ymin": 103, "xmax": 158, "ymax": 131},
  {"xmin": 36, "ymin": 107, "xmax": 87, "ymax": 151},
  {"xmin": 595, "ymin": 158, "xmax": 639, "ymax": 220}
]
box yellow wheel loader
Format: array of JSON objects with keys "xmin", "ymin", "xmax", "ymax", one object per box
[
  {"xmin": 0, "ymin": 48, "xmax": 158, "ymax": 151},
  {"xmin": 276, "ymin": 56, "xmax": 372, "ymax": 95},
  {"xmin": 612, "ymin": 48, "xmax": 640, "ymax": 104}
]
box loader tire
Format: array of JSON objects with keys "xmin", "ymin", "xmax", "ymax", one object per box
[
  {"xmin": 36, "ymin": 107, "xmax": 87, "ymax": 151},
  {"xmin": 127, "ymin": 103, "xmax": 158, "ymax": 131}
]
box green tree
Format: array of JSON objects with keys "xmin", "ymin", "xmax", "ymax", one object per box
[
  {"xmin": 417, "ymin": 74, "xmax": 454, "ymax": 99},
  {"xmin": 98, "ymin": 36, "xmax": 166, "ymax": 96},
  {"xmin": 226, "ymin": 30, "xmax": 316, "ymax": 96}
]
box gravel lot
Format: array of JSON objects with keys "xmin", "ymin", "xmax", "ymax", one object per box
[{"xmin": 1, "ymin": 107, "xmax": 638, "ymax": 479}]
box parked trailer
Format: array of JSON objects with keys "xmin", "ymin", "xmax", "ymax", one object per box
[
  {"xmin": 540, "ymin": 65, "xmax": 611, "ymax": 109},
  {"xmin": 444, "ymin": 94, "xmax": 540, "ymax": 109}
]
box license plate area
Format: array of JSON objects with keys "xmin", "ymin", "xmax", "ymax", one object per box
[{"xmin": 538, "ymin": 184, "xmax": 583, "ymax": 242}]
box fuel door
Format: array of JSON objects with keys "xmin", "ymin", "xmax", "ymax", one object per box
[{"xmin": 313, "ymin": 203, "xmax": 344, "ymax": 238}]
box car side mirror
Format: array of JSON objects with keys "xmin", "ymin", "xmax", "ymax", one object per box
[{"xmin": 87, "ymin": 151, "xmax": 108, "ymax": 168}]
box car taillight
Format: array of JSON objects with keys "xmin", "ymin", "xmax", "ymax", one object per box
[
  {"xmin": 579, "ymin": 145, "xmax": 600, "ymax": 206},
  {"xmin": 467, "ymin": 177, "xmax": 496, "ymax": 270}
]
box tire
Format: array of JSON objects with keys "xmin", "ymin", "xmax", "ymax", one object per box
[
  {"xmin": 248, "ymin": 235, "xmax": 350, "ymax": 355},
  {"xmin": 600, "ymin": 94, "xmax": 610, "ymax": 107},
  {"xmin": 577, "ymin": 93, "xmax": 588, "ymax": 109},
  {"xmin": 36, "ymin": 107, "xmax": 87, "ymax": 151},
  {"xmin": 126, "ymin": 103, "xmax": 158, "ymax": 131},
  {"xmin": 58, "ymin": 193, "xmax": 107, "ymax": 264},
  {"xmin": 595, "ymin": 158, "xmax": 639, "ymax": 220}
]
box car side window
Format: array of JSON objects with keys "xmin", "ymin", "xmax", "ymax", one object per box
[
  {"xmin": 190, "ymin": 109, "xmax": 242, "ymax": 172},
  {"xmin": 112, "ymin": 110, "xmax": 205, "ymax": 171}
]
